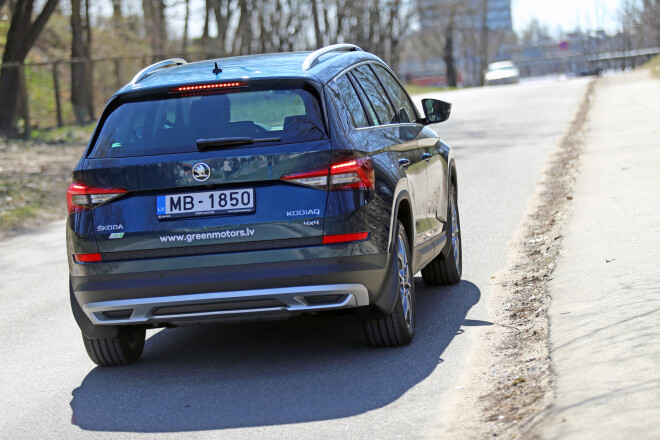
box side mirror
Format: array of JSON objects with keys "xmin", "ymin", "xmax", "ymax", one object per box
[{"xmin": 421, "ymin": 99, "xmax": 451, "ymax": 124}]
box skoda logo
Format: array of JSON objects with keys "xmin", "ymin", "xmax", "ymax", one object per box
[{"xmin": 192, "ymin": 162, "xmax": 211, "ymax": 182}]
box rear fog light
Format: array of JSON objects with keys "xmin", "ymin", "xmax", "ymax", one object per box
[
  {"xmin": 322, "ymin": 232, "xmax": 369, "ymax": 244},
  {"xmin": 73, "ymin": 253, "xmax": 102, "ymax": 263}
]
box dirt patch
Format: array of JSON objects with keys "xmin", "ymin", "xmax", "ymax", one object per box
[
  {"xmin": 433, "ymin": 80, "xmax": 597, "ymax": 439},
  {"xmin": 0, "ymin": 140, "xmax": 84, "ymax": 239}
]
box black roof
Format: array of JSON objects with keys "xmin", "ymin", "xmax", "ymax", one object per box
[{"xmin": 116, "ymin": 50, "xmax": 384, "ymax": 96}]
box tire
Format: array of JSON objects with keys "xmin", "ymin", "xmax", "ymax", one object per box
[
  {"xmin": 363, "ymin": 220, "xmax": 415, "ymax": 347},
  {"xmin": 421, "ymin": 184, "xmax": 462, "ymax": 285},
  {"xmin": 82, "ymin": 327, "xmax": 146, "ymax": 366}
]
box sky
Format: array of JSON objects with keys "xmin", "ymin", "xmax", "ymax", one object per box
[{"xmin": 511, "ymin": 0, "xmax": 625, "ymax": 35}]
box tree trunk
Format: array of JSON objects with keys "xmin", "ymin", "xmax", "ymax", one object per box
[
  {"xmin": 233, "ymin": 0, "xmax": 251, "ymax": 55},
  {"xmin": 71, "ymin": 0, "xmax": 91, "ymax": 123},
  {"xmin": 478, "ymin": 0, "xmax": 489, "ymax": 86},
  {"xmin": 142, "ymin": 0, "xmax": 166, "ymax": 56},
  {"xmin": 211, "ymin": 0, "xmax": 235, "ymax": 56},
  {"xmin": 201, "ymin": 0, "xmax": 211, "ymax": 55},
  {"xmin": 0, "ymin": 0, "xmax": 60, "ymax": 134},
  {"xmin": 84, "ymin": 0, "xmax": 94, "ymax": 119},
  {"xmin": 311, "ymin": 0, "xmax": 323, "ymax": 48},
  {"xmin": 112, "ymin": 0, "xmax": 122, "ymax": 25},
  {"xmin": 443, "ymin": 13, "xmax": 457, "ymax": 88},
  {"xmin": 182, "ymin": 0, "xmax": 190, "ymax": 53}
]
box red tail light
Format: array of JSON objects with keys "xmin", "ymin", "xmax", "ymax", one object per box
[
  {"xmin": 281, "ymin": 157, "xmax": 375, "ymax": 190},
  {"xmin": 67, "ymin": 183, "xmax": 127, "ymax": 214}
]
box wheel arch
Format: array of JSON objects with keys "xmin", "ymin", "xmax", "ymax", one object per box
[
  {"xmin": 449, "ymin": 158, "xmax": 458, "ymax": 200},
  {"xmin": 394, "ymin": 194, "xmax": 413, "ymax": 255}
]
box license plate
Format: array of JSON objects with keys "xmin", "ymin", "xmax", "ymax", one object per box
[{"xmin": 157, "ymin": 188, "xmax": 255, "ymax": 219}]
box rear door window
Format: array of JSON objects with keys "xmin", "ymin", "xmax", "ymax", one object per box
[
  {"xmin": 334, "ymin": 75, "xmax": 369, "ymax": 128},
  {"xmin": 372, "ymin": 64, "xmax": 417, "ymax": 123},
  {"xmin": 351, "ymin": 65, "xmax": 397, "ymax": 125},
  {"xmin": 90, "ymin": 88, "xmax": 326, "ymax": 158}
]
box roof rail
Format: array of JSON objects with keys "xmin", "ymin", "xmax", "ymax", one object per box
[
  {"xmin": 302, "ymin": 44, "xmax": 363, "ymax": 71},
  {"xmin": 129, "ymin": 58, "xmax": 187, "ymax": 85}
]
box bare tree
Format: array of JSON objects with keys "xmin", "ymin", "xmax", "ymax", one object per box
[
  {"xmin": 443, "ymin": 7, "xmax": 458, "ymax": 87},
  {"xmin": 478, "ymin": 0, "xmax": 489, "ymax": 85},
  {"xmin": 209, "ymin": 0, "xmax": 237, "ymax": 56},
  {"xmin": 71, "ymin": 0, "xmax": 94, "ymax": 123},
  {"xmin": 232, "ymin": 0, "xmax": 252, "ymax": 55},
  {"xmin": 142, "ymin": 0, "xmax": 167, "ymax": 56},
  {"xmin": 112, "ymin": 0, "xmax": 122, "ymax": 23},
  {"xmin": 181, "ymin": 0, "xmax": 190, "ymax": 53},
  {"xmin": 429, "ymin": 0, "xmax": 466, "ymax": 87},
  {"xmin": 311, "ymin": 0, "xmax": 324, "ymax": 47},
  {"xmin": 640, "ymin": 0, "xmax": 660, "ymax": 45},
  {"xmin": 0, "ymin": 0, "xmax": 60, "ymax": 134}
]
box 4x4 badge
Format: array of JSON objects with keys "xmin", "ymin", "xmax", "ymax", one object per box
[{"xmin": 192, "ymin": 162, "xmax": 211, "ymax": 182}]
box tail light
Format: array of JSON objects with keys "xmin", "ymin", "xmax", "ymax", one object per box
[
  {"xmin": 281, "ymin": 157, "xmax": 375, "ymax": 190},
  {"xmin": 67, "ymin": 183, "xmax": 127, "ymax": 214}
]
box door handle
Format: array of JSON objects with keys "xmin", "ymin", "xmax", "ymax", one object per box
[
  {"xmin": 398, "ymin": 158, "xmax": 411, "ymax": 169},
  {"xmin": 420, "ymin": 152, "xmax": 433, "ymax": 160}
]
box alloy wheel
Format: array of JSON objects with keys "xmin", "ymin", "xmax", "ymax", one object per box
[
  {"xmin": 397, "ymin": 233, "xmax": 413, "ymax": 329},
  {"xmin": 450, "ymin": 196, "xmax": 461, "ymax": 273}
]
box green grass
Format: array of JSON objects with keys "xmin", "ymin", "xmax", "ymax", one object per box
[
  {"xmin": 646, "ymin": 54, "xmax": 660, "ymax": 79},
  {"xmin": 30, "ymin": 123, "xmax": 96, "ymax": 144},
  {"xmin": 0, "ymin": 204, "xmax": 43, "ymax": 230},
  {"xmin": 405, "ymin": 84, "xmax": 459, "ymax": 96}
]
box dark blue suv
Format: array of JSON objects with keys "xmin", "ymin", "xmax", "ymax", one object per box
[{"xmin": 67, "ymin": 44, "xmax": 461, "ymax": 366}]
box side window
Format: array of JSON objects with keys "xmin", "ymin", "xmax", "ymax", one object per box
[
  {"xmin": 334, "ymin": 75, "xmax": 369, "ymax": 128},
  {"xmin": 347, "ymin": 72, "xmax": 379, "ymax": 125},
  {"xmin": 352, "ymin": 64, "xmax": 397, "ymax": 125},
  {"xmin": 372, "ymin": 64, "xmax": 418, "ymax": 124}
]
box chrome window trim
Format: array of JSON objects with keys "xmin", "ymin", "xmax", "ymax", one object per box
[{"xmin": 355, "ymin": 122, "xmax": 422, "ymax": 132}]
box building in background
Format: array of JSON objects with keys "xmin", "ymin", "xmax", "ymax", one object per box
[
  {"xmin": 418, "ymin": 0, "xmax": 512, "ymax": 32},
  {"xmin": 486, "ymin": 0, "xmax": 513, "ymax": 31}
]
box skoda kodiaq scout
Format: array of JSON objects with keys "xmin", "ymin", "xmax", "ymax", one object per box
[{"xmin": 67, "ymin": 44, "xmax": 461, "ymax": 366}]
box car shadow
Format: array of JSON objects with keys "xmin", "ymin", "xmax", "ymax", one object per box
[{"xmin": 70, "ymin": 279, "xmax": 482, "ymax": 432}]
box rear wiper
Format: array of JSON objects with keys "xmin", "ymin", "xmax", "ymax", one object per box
[{"xmin": 196, "ymin": 137, "xmax": 280, "ymax": 151}]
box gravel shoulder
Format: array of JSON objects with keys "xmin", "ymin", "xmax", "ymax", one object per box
[{"xmin": 541, "ymin": 69, "xmax": 660, "ymax": 439}]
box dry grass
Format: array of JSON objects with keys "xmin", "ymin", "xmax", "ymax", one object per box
[
  {"xmin": 434, "ymin": 79, "xmax": 598, "ymax": 440},
  {"xmin": 477, "ymin": 79, "xmax": 597, "ymax": 439},
  {"xmin": 0, "ymin": 140, "xmax": 84, "ymax": 239}
]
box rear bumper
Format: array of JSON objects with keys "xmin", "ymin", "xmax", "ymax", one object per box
[
  {"xmin": 485, "ymin": 76, "xmax": 519, "ymax": 86},
  {"xmin": 71, "ymin": 252, "xmax": 395, "ymax": 330},
  {"xmin": 83, "ymin": 284, "xmax": 369, "ymax": 325}
]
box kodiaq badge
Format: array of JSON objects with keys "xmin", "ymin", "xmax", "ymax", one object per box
[{"xmin": 192, "ymin": 162, "xmax": 211, "ymax": 182}]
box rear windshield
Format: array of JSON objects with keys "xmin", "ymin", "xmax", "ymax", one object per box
[{"xmin": 90, "ymin": 88, "xmax": 326, "ymax": 158}]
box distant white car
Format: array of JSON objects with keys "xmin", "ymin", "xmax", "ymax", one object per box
[{"xmin": 484, "ymin": 61, "xmax": 520, "ymax": 86}]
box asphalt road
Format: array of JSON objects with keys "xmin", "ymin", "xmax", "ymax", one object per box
[{"xmin": 0, "ymin": 77, "xmax": 590, "ymax": 439}]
